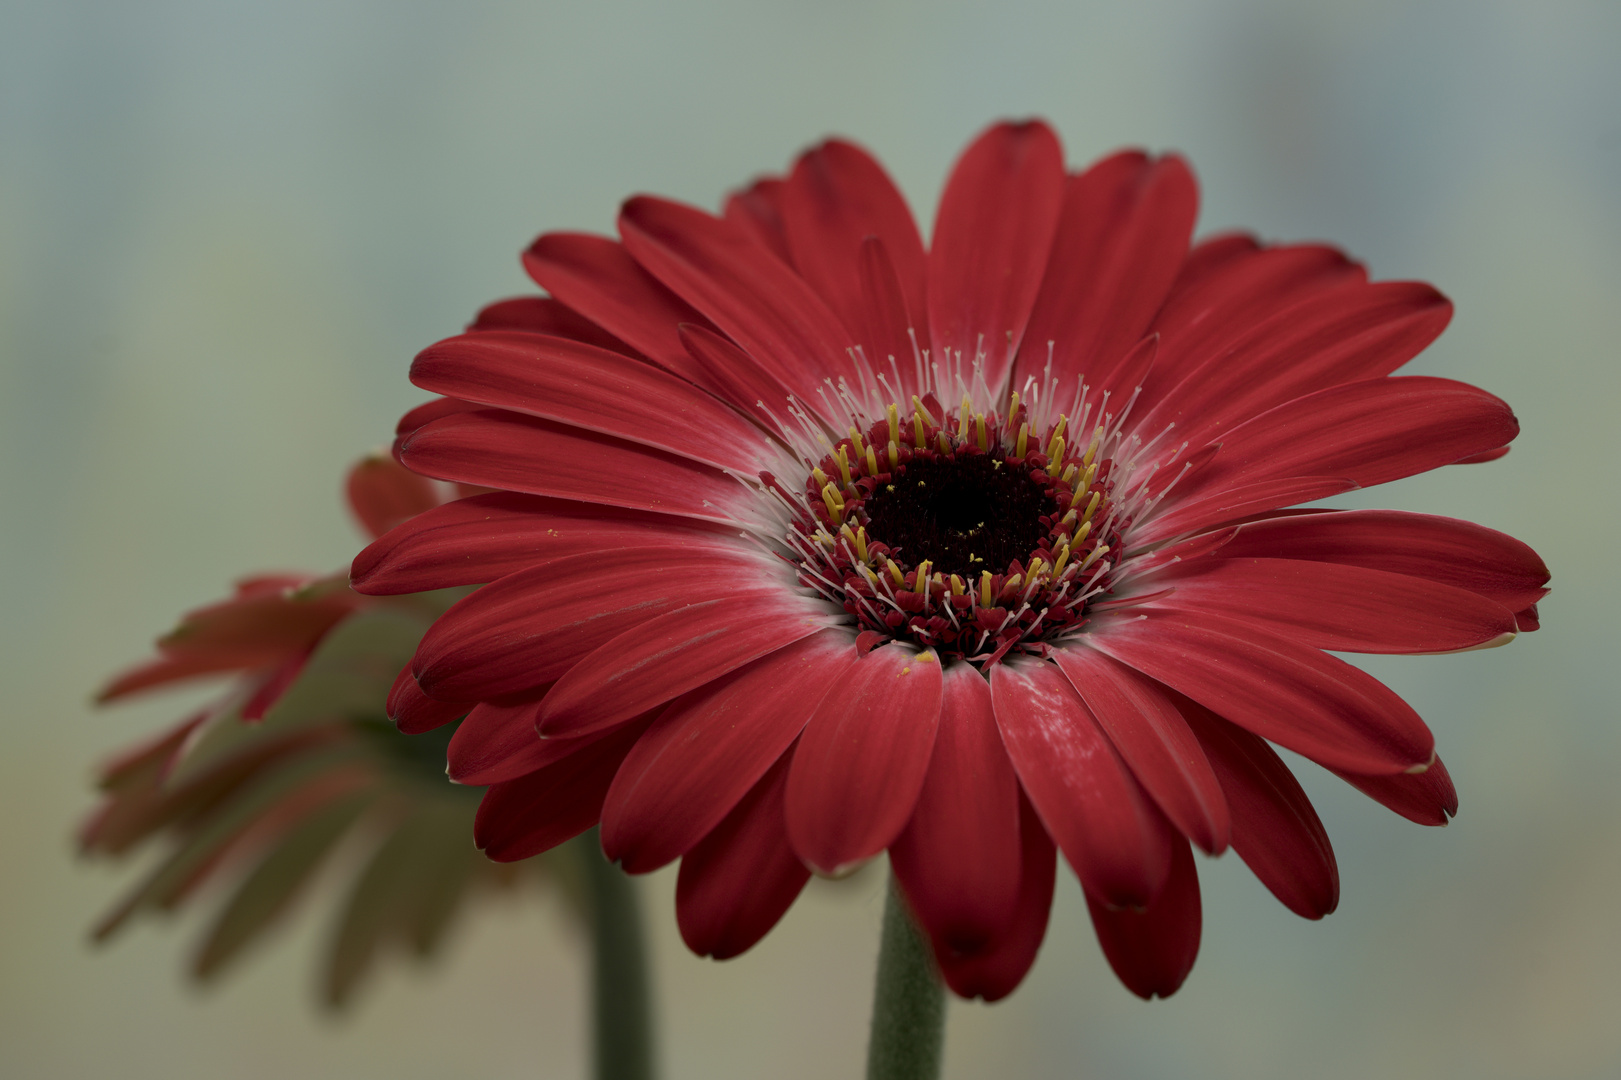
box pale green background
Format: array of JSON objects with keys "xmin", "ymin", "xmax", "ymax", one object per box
[{"xmin": 2, "ymin": 1, "xmax": 1617, "ymax": 1077}]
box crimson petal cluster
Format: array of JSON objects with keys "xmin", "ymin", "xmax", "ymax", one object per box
[{"xmin": 354, "ymin": 120, "xmax": 1549, "ymax": 999}]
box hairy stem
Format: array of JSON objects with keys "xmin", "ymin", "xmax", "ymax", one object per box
[{"xmin": 866, "ymin": 874, "xmax": 946, "ymax": 1080}]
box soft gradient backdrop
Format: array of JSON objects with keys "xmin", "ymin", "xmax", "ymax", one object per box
[{"xmin": 3, "ymin": 1, "xmax": 1617, "ymax": 1077}]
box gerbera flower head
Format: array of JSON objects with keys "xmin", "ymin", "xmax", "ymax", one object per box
[
  {"xmin": 85, "ymin": 457, "xmax": 573, "ymax": 1008},
  {"xmin": 355, "ymin": 120, "xmax": 1549, "ymax": 1000}
]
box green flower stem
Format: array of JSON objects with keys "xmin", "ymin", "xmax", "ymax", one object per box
[
  {"xmin": 580, "ymin": 829, "xmax": 655, "ymax": 1080},
  {"xmin": 866, "ymin": 874, "xmax": 946, "ymax": 1080}
]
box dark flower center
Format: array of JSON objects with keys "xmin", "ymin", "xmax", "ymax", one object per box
[{"xmin": 863, "ymin": 454, "xmax": 1055, "ymax": 577}]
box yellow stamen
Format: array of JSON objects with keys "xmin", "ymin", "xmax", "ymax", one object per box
[
  {"xmin": 887, "ymin": 439, "xmax": 899, "ymax": 469},
  {"xmin": 886, "ymin": 403, "xmax": 900, "ymax": 446},
  {"xmin": 866, "ymin": 445, "xmax": 880, "ymax": 476},
  {"xmin": 1082, "ymin": 425, "xmax": 1104, "ymax": 469},
  {"xmin": 1053, "ymin": 542, "xmax": 1072, "ymax": 575},
  {"xmin": 835, "ymin": 446, "xmax": 852, "ymax": 486},
  {"xmin": 1007, "ymin": 391, "xmax": 1021, "ymax": 426},
  {"xmin": 848, "ymin": 426, "xmax": 867, "ymax": 460},
  {"xmin": 958, "ymin": 395, "xmax": 972, "ymax": 438},
  {"xmin": 1078, "ymin": 544, "xmax": 1110, "ymax": 572},
  {"xmin": 1050, "ymin": 414, "xmax": 1068, "ymax": 446},
  {"xmin": 1074, "ymin": 462, "xmax": 1097, "ymax": 498},
  {"xmin": 936, "ymin": 431, "xmax": 952, "ymax": 456},
  {"xmin": 980, "ymin": 571, "xmax": 994, "ymax": 607},
  {"xmin": 1015, "ymin": 422, "xmax": 1029, "ymax": 459},
  {"xmin": 912, "ymin": 395, "xmax": 935, "ymax": 428},
  {"xmin": 1071, "ymin": 520, "xmax": 1092, "ymax": 547},
  {"xmin": 975, "ymin": 413, "xmax": 988, "ymax": 451},
  {"xmin": 821, "ymin": 482, "xmax": 844, "ymax": 525},
  {"xmin": 1080, "ymin": 490, "xmax": 1101, "ymax": 523},
  {"xmin": 914, "ymin": 560, "xmax": 931, "ymax": 594},
  {"xmin": 840, "ymin": 523, "xmax": 858, "ymax": 551},
  {"xmin": 949, "ymin": 574, "xmax": 965, "ymax": 596},
  {"xmin": 811, "ymin": 466, "xmax": 829, "ymax": 490},
  {"xmin": 1046, "ymin": 435, "xmax": 1066, "ymax": 475},
  {"xmin": 912, "ymin": 411, "xmax": 927, "ymax": 449},
  {"xmin": 1060, "ymin": 463, "xmax": 1078, "ymax": 484},
  {"xmin": 887, "ymin": 559, "xmax": 905, "ymax": 586}
]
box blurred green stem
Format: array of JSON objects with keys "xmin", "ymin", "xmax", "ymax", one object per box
[
  {"xmin": 580, "ymin": 828, "xmax": 654, "ymax": 1080},
  {"xmin": 866, "ymin": 875, "xmax": 946, "ymax": 1080}
]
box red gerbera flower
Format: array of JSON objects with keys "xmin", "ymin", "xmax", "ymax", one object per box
[{"xmin": 354, "ymin": 120, "xmax": 1549, "ymax": 1000}]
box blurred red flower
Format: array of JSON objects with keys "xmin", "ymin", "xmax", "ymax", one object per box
[
  {"xmin": 84, "ymin": 457, "xmax": 571, "ymax": 1008},
  {"xmin": 355, "ymin": 120, "xmax": 1549, "ymax": 999}
]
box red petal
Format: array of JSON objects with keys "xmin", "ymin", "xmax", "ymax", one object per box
[
  {"xmin": 784, "ymin": 643, "xmax": 944, "ymax": 875},
  {"xmin": 1514, "ymin": 603, "xmax": 1541, "ymax": 632},
  {"xmin": 396, "ymin": 395, "xmax": 482, "ymax": 439},
  {"xmin": 474, "ymin": 719, "xmax": 649, "ymax": 861},
  {"xmin": 413, "ymin": 546, "xmax": 782, "ymax": 700},
  {"xmin": 780, "ymin": 139, "xmax": 929, "ymax": 351},
  {"xmin": 677, "ymin": 322, "xmax": 803, "ymax": 425},
  {"xmin": 890, "ymin": 664, "xmax": 1022, "ymax": 950},
  {"xmin": 676, "ymin": 752, "xmax": 810, "ymax": 959},
  {"xmin": 1334, "ymin": 754, "xmax": 1458, "ymax": 826},
  {"xmin": 1141, "ymin": 242, "xmax": 1365, "ymax": 414},
  {"xmin": 1050, "ymin": 647, "xmax": 1230, "ymax": 854},
  {"xmin": 523, "ymin": 232, "xmax": 717, "ymax": 383},
  {"xmin": 933, "ymin": 791, "xmax": 1057, "ymax": 1002},
  {"xmin": 1137, "ymin": 281, "xmax": 1453, "ymax": 450},
  {"xmin": 409, "ymin": 331, "xmax": 773, "ymax": 473},
  {"xmin": 467, "ymin": 295, "xmax": 640, "ymax": 356},
  {"xmin": 385, "ymin": 665, "xmax": 468, "ymax": 733},
  {"xmin": 1178, "ymin": 698, "xmax": 1338, "ymax": 919},
  {"xmin": 1216, "ymin": 509, "xmax": 1551, "ymax": 613},
  {"xmin": 1148, "ymin": 558, "xmax": 1517, "ymax": 654},
  {"xmin": 1084, "ymin": 606, "xmax": 1434, "ymax": 774},
  {"xmin": 536, "ymin": 592, "xmax": 839, "ymax": 738},
  {"xmin": 989, "ymin": 658, "xmax": 1173, "ymax": 908},
  {"xmin": 601, "ymin": 630, "xmax": 857, "ymax": 873},
  {"xmin": 853, "ymin": 238, "xmax": 927, "ymax": 400},
  {"xmin": 345, "ymin": 454, "xmax": 447, "ymax": 540},
  {"xmin": 619, "ymin": 196, "xmax": 859, "ymax": 418},
  {"xmin": 397, "ymin": 408, "xmax": 763, "ymax": 527},
  {"xmin": 1085, "ymin": 835, "xmax": 1202, "ymax": 999},
  {"xmin": 1016, "ymin": 152, "xmax": 1197, "ymax": 396},
  {"xmin": 1130, "ymin": 477, "xmax": 1358, "ymax": 547},
  {"xmin": 927, "ymin": 121, "xmax": 1065, "ymax": 391},
  {"xmin": 351, "ymin": 492, "xmax": 739, "ymax": 595},
  {"xmin": 723, "ymin": 177, "xmax": 793, "ymax": 265},
  {"xmin": 447, "ymin": 697, "xmax": 591, "ymax": 787},
  {"xmin": 1169, "ymin": 376, "xmax": 1520, "ymax": 501}
]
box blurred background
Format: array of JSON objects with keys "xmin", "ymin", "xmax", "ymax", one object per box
[{"xmin": 2, "ymin": 0, "xmax": 1618, "ymax": 1077}]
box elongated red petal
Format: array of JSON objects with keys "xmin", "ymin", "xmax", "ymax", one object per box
[
  {"xmin": 409, "ymin": 331, "xmax": 772, "ymax": 472},
  {"xmin": 1085, "ymin": 835, "xmax": 1202, "ymax": 1000},
  {"xmin": 523, "ymin": 232, "xmax": 717, "ymax": 382},
  {"xmin": 1137, "ymin": 281, "xmax": 1453, "ymax": 450},
  {"xmin": 413, "ymin": 546, "xmax": 783, "ymax": 700},
  {"xmin": 385, "ymin": 666, "xmax": 469, "ymax": 733},
  {"xmin": 1016, "ymin": 151, "xmax": 1196, "ymax": 395},
  {"xmin": 467, "ymin": 295, "xmax": 639, "ymax": 356},
  {"xmin": 1050, "ymin": 647, "xmax": 1230, "ymax": 853},
  {"xmin": 1084, "ymin": 606, "xmax": 1434, "ymax": 774},
  {"xmin": 781, "ymin": 139, "xmax": 929, "ymax": 350},
  {"xmin": 447, "ymin": 698, "xmax": 594, "ymax": 787},
  {"xmin": 723, "ymin": 177, "xmax": 793, "ymax": 265},
  {"xmin": 1333, "ymin": 755, "xmax": 1458, "ymax": 826},
  {"xmin": 345, "ymin": 454, "xmax": 446, "ymax": 540},
  {"xmin": 1178, "ymin": 699, "xmax": 1338, "ymax": 919},
  {"xmin": 351, "ymin": 492, "xmax": 740, "ymax": 596},
  {"xmin": 677, "ymin": 323, "xmax": 803, "ymax": 425},
  {"xmin": 989, "ymin": 658, "xmax": 1173, "ymax": 908},
  {"xmin": 928, "ymin": 120, "xmax": 1065, "ymax": 390},
  {"xmin": 473, "ymin": 720, "xmax": 649, "ymax": 861},
  {"xmin": 890, "ymin": 664, "xmax": 1022, "ymax": 950},
  {"xmin": 785, "ymin": 644, "xmax": 944, "ymax": 875},
  {"xmin": 933, "ymin": 791, "xmax": 1057, "ymax": 1002},
  {"xmin": 1171, "ymin": 376, "xmax": 1519, "ymax": 501},
  {"xmin": 1141, "ymin": 242, "xmax": 1365, "ymax": 413},
  {"xmin": 619, "ymin": 196, "xmax": 860, "ymax": 417},
  {"xmin": 676, "ymin": 752, "xmax": 810, "ymax": 959},
  {"xmin": 537, "ymin": 592, "xmax": 840, "ymax": 738},
  {"xmin": 1148, "ymin": 558, "xmax": 1517, "ymax": 654},
  {"xmin": 397, "ymin": 409, "xmax": 763, "ymax": 527},
  {"xmin": 1131, "ymin": 477, "xmax": 1358, "ymax": 547},
  {"xmin": 601, "ymin": 630, "xmax": 857, "ymax": 873},
  {"xmin": 1216, "ymin": 509, "xmax": 1551, "ymax": 612}
]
